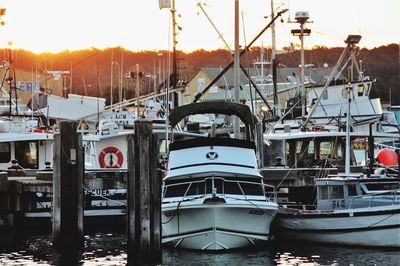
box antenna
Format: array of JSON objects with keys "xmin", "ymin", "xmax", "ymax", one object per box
[{"xmin": 290, "ymin": 11, "xmax": 312, "ymax": 118}]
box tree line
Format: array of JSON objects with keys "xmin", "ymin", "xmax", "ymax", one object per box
[{"xmin": 1, "ymin": 44, "xmax": 399, "ymax": 105}]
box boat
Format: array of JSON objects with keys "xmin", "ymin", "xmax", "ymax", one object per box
[
  {"xmin": 274, "ymin": 174, "xmax": 400, "ymax": 247},
  {"xmin": 260, "ymin": 35, "xmax": 399, "ymax": 204},
  {"xmin": 272, "ymin": 85, "xmax": 400, "ymax": 248},
  {"xmin": 161, "ymin": 101, "xmax": 278, "ymax": 250}
]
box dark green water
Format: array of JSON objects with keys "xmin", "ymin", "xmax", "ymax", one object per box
[{"xmin": 1, "ymin": 232, "xmax": 399, "ymax": 265}]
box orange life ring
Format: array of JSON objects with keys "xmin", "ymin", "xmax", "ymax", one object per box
[{"xmin": 98, "ymin": 146, "xmax": 124, "ymax": 168}]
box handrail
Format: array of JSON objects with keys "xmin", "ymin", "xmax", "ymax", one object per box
[
  {"xmin": 348, "ymin": 188, "xmax": 400, "ymax": 209},
  {"xmin": 163, "ymin": 176, "xmax": 275, "ymax": 200}
]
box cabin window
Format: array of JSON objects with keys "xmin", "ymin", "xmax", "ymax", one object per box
[
  {"xmin": 224, "ymin": 181, "xmax": 243, "ymax": 195},
  {"xmin": 264, "ymin": 139, "xmax": 285, "ymax": 166},
  {"xmin": 352, "ymin": 138, "xmax": 366, "ymax": 150},
  {"xmin": 186, "ymin": 182, "xmax": 206, "ymax": 196},
  {"xmin": 296, "ymin": 140, "xmax": 315, "ymax": 167},
  {"xmin": 382, "ymin": 112, "xmax": 397, "ymax": 125},
  {"xmin": 365, "ymin": 83, "xmax": 371, "ymax": 95},
  {"xmin": 197, "ymin": 78, "xmax": 205, "ymax": 92},
  {"xmin": 15, "ymin": 141, "xmax": 38, "ymax": 169},
  {"xmin": 319, "ymin": 186, "xmax": 329, "ymax": 200},
  {"xmin": 357, "ymin": 84, "xmax": 365, "ymax": 96},
  {"xmin": 319, "ymin": 141, "xmax": 342, "ymax": 160},
  {"xmin": 341, "ymin": 88, "xmax": 348, "ymax": 99},
  {"xmin": 331, "ymin": 185, "xmax": 344, "ymax": 199},
  {"xmin": 205, "ymin": 179, "xmax": 224, "ymax": 194},
  {"xmin": 364, "ymin": 183, "xmax": 400, "ymax": 191},
  {"xmin": 322, "ymin": 90, "xmax": 328, "ymax": 100},
  {"xmin": 164, "ymin": 183, "xmax": 190, "ymax": 198},
  {"xmin": 347, "ymin": 184, "xmax": 357, "ymax": 196},
  {"xmin": 239, "ymin": 182, "xmax": 264, "ymax": 196},
  {"xmin": 319, "ymin": 142, "xmax": 332, "ymax": 158},
  {"xmin": 159, "ymin": 140, "xmax": 169, "ymax": 157},
  {"xmin": 0, "ymin": 143, "xmax": 10, "ymax": 163}
]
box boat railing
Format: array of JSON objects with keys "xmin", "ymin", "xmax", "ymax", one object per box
[
  {"xmin": 163, "ymin": 176, "xmax": 276, "ymax": 202},
  {"xmin": 348, "ymin": 189, "xmax": 400, "ymax": 209}
]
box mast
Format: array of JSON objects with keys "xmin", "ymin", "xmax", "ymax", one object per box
[
  {"xmin": 136, "ymin": 64, "xmax": 140, "ymax": 117},
  {"xmin": 110, "ymin": 49, "xmax": 113, "ymax": 106},
  {"xmin": 233, "ymin": 0, "xmax": 240, "ymax": 138},
  {"xmin": 345, "ymin": 85, "xmax": 351, "ymax": 176},
  {"xmin": 171, "ymin": 0, "xmax": 178, "ymax": 99},
  {"xmin": 270, "ymin": 0, "xmax": 276, "ymax": 60},
  {"xmin": 300, "ymin": 21, "xmax": 305, "ymax": 118},
  {"xmin": 270, "ymin": 0, "xmax": 279, "ymax": 117}
]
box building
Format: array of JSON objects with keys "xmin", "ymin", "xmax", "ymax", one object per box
[
  {"xmin": 184, "ymin": 66, "xmax": 345, "ymax": 107},
  {"xmin": 0, "ymin": 66, "xmax": 65, "ymax": 106}
]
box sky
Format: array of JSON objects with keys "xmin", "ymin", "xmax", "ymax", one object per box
[{"xmin": 0, "ymin": 0, "xmax": 399, "ymax": 53}]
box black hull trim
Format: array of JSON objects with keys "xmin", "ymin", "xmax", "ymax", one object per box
[
  {"xmin": 278, "ymin": 223, "xmax": 400, "ymax": 233},
  {"xmin": 170, "ymin": 162, "xmax": 255, "ymax": 171},
  {"xmin": 279, "ymin": 208, "xmax": 400, "ymax": 219}
]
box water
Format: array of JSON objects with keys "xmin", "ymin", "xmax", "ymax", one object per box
[{"xmin": 1, "ymin": 232, "xmax": 399, "ymax": 265}]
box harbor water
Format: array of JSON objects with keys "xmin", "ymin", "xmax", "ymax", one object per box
[{"xmin": 1, "ymin": 232, "xmax": 399, "ymax": 265}]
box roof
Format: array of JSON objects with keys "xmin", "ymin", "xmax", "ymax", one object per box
[
  {"xmin": 169, "ymin": 101, "xmax": 258, "ymax": 129},
  {"xmin": 196, "ymin": 66, "xmax": 346, "ymax": 88}
]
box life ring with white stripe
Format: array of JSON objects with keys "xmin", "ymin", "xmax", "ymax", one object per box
[{"xmin": 98, "ymin": 146, "xmax": 123, "ymax": 168}]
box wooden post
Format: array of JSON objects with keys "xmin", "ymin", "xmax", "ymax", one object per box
[
  {"xmin": 52, "ymin": 121, "xmax": 84, "ymax": 259},
  {"xmin": 256, "ymin": 122, "xmax": 265, "ymax": 168},
  {"xmin": 127, "ymin": 120, "xmax": 161, "ymax": 265}
]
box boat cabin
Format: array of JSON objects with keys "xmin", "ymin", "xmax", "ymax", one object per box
[
  {"xmin": 264, "ymin": 131, "xmax": 399, "ymax": 169},
  {"xmin": 163, "ymin": 101, "xmax": 275, "ymax": 201},
  {"xmin": 0, "ymin": 133, "xmax": 53, "ymax": 171},
  {"xmin": 316, "ymin": 176, "xmax": 400, "ymax": 211}
]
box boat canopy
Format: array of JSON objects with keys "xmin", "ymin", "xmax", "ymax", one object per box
[{"xmin": 169, "ymin": 101, "xmax": 258, "ymax": 129}]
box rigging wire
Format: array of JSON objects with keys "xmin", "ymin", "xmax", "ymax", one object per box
[{"xmin": 241, "ymin": 11, "xmax": 254, "ymax": 113}]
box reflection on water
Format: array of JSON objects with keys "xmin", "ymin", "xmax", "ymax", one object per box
[{"xmin": 1, "ymin": 233, "xmax": 399, "ymax": 265}]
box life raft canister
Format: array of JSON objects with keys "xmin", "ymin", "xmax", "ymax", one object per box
[
  {"xmin": 98, "ymin": 146, "xmax": 124, "ymax": 168},
  {"xmin": 376, "ymin": 148, "xmax": 398, "ymax": 166}
]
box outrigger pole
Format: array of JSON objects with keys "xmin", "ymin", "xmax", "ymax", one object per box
[
  {"xmin": 300, "ymin": 35, "xmax": 361, "ymax": 129},
  {"xmin": 192, "ymin": 8, "xmax": 288, "ymax": 107}
]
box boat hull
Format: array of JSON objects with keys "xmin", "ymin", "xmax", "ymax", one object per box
[
  {"xmin": 162, "ymin": 200, "xmax": 278, "ymax": 250},
  {"xmin": 275, "ymin": 207, "xmax": 400, "ymax": 247}
]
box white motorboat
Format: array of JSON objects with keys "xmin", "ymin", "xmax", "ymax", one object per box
[{"xmin": 162, "ymin": 101, "xmax": 278, "ymax": 250}]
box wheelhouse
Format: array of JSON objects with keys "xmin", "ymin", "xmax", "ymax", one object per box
[{"xmin": 316, "ymin": 177, "xmax": 400, "ymax": 211}]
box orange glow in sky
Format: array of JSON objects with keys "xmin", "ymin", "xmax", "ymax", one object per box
[{"xmin": 0, "ymin": 0, "xmax": 399, "ymax": 53}]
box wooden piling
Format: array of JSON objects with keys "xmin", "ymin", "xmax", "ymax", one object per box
[
  {"xmin": 52, "ymin": 121, "xmax": 84, "ymax": 252},
  {"xmin": 127, "ymin": 120, "xmax": 161, "ymax": 265},
  {"xmin": 256, "ymin": 122, "xmax": 265, "ymax": 168}
]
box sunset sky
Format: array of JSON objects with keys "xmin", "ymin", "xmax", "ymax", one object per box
[{"xmin": 0, "ymin": 0, "xmax": 398, "ymax": 53}]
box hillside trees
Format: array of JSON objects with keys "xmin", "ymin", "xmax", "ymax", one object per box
[{"xmin": 1, "ymin": 44, "xmax": 398, "ymax": 104}]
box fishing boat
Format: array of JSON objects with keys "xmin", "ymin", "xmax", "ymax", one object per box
[
  {"xmin": 161, "ymin": 101, "xmax": 278, "ymax": 250},
  {"xmin": 273, "ymin": 85, "xmax": 400, "ymax": 248},
  {"xmin": 274, "ymin": 174, "xmax": 400, "ymax": 247},
  {"xmin": 260, "ymin": 34, "xmax": 399, "ymax": 203}
]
